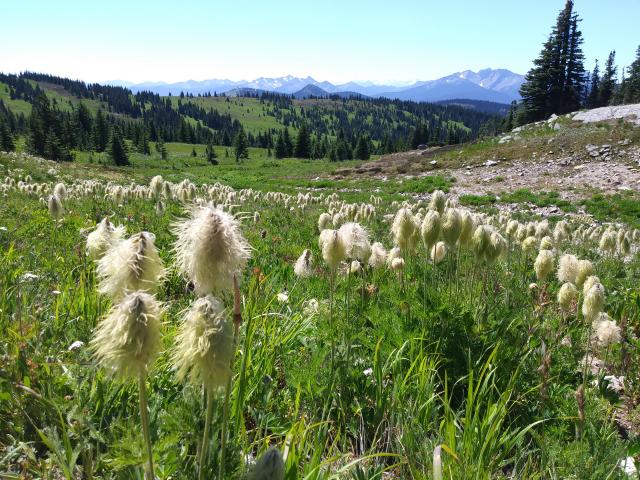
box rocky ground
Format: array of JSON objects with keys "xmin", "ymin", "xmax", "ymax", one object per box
[{"xmin": 335, "ymin": 104, "xmax": 640, "ymax": 203}]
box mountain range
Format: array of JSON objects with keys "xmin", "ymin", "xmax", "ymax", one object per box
[{"xmin": 106, "ymin": 68, "xmax": 524, "ymax": 104}]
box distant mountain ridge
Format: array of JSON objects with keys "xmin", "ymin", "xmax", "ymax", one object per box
[{"xmin": 107, "ymin": 68, "xmax": 524, "ymax": 103}]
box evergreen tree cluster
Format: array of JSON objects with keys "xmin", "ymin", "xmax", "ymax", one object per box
[{"xmin": 519, "ymin": 1, "xmax": 640, "ymax": 124}]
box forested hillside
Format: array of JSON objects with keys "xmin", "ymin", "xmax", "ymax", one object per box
[{"xmin": 0, "ymin": 71, "xmax": 503, "ymax": 163}]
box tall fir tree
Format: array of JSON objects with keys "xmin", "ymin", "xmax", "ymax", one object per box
[
  {"xmin": 294, "ymin": 123, "xmax": 311, "ymax": 158},
  {"xmin": 354, "ymin": 135, "xmax": 370, "ymax": 160},
  {"xmin": 233, "ymin": 129, "xmax": 249, "ymax": 162},
  {"xmin": 587, "ymin": 60, "xmax": 601, "ymax": 108},
  {"xmin": 205, "ymin": 140, "xmax": 218, "ymax": 165},
  {"xmin": 519, "ymin": 0, "xmax": 586, "ymax": 123},
  {"xmin": 0, "ymin": 116, "xmax": 15, "ymax": 151},
  {"xmin": 625, "ymin": 45, "xmax": 640, "ymax": 103},
  {"xmin": 110, "ymin": 128, "xmax": 130, "ymax": 166},
  {"xmin": 93, "ymin": 109, "xmax": 110, "ymax": 152},
  {"xmin": 598, "ymin": 51, "xmax": 617, "ymax": 106},
  {"xmin": 274, "ymin": 130, "xmax": 287, "ymax": 158},
  {"xmin": 283, "ymin": 128, "xmax": 293, "ymax": 157}
]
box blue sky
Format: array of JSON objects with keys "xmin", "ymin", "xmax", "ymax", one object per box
[{"xmin": 2, "ymin": 0, "xmax": 638, "ymax": 84}]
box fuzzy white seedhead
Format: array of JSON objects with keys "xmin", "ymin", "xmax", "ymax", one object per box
[
  {"xmin": 534, "ymin": 249, "xmax": 554, "ymax": 282},
  {"xmin": 319, "ymin": 229, "xmax": 346, "ymax": 271},
  {"xmin": 539, "ymin": 236, "xmax": 554, "ymax": 251},
  {"xmin": 595, "ymin": 315, "xmax": 621, "ymax": 347},
  {"xmin": 557, "ymin": 254, "xmax": 579, "ymax": 284},
  {"xmin": 472, "ymin": 225, "xmax": 491, "ymax": 260},
  {"xmin": 97, "ymin": 232, "xmax": 165, "ymax": 300},
  {"xmin": 149, "ymin": 175, "xmax": 164, "ymax": 198},
  {"xmin": 86, "ymin": 217, "xmax": 125, "ymax": 261},
  {"xmin": 421, "ymin": 210, "xmax": 440, "ymax": 249},
  {"xmin": 338, "ymin": 222, "xmax": 371, "ymax": 263},
  {"xmin": 53, "ymin": 182, "xmax": 67, "ymax": 200},
  {"xmin": 521, "ymin": 236, "xmax": 538, "ymax": 254},
  {"xmin": 172, "ymin": 295, "xmax": 234, "ymax": 392},
  {"xmin": 485, "ymin": 231, "xmax": 506, "ymax": 263},
  {"xmin": 368, "ymin": 242, "xmax": 387, "ymax": 269},
  {"xmin": 48, "ymin": 194, "xmax": 64, "ymax": 220},
  {"xmin": 582, "ymin": 275, "xmax": 600, "ymax": 297},
  {"xmin": 558, "ymin": 282, "xmax": 578, "ymax": 313},
  {"xmin": 248, "ymin": 447, "xmax": 285, "ymax": 480},
  {"xmin": 458, "ymin": 210, "xmax": 475, "ymax": 247},
  {"xmin": 582, "ymin": 283, "xmax": 605, "ymax": 322},
  {"xmin": 173, "ymin": 204, "xmax": 251, "ymax": 296},
  {"xmin": 294, "ymin": 249, "xmax": 313, "ymax": 278},
  {"xmin": 91, "ymin": 292, "xmax": 163, "ymax": 379},
  {"xmin": 431, "ymin": 241, "xmax": 447, "ymax": 264},
  {"xmin": 318, "ymin": 212, "xmax": 332, "ymax": 232},
  {"xmin": 391, "ymin": 257, "xmax": 405, "ymax": 271},
  {"xmin": 441, "ymin": 208, "xmax": 462, "ymax": 247},
  {"xmin": 429, "ymin": 190, "xmax": 446, "ymax": 214},
  {"xmin": 575, "ymin": 259, "xmax": 594, "ymax": 288},
  {"xmin": 391, "ymin": 208, "xmax": 419, "ymax": 253}
]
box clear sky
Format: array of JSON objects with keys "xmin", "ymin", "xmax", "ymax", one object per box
[{"xmin": 2, "ymin": 0, "xmax": 638, "ymax": 84}]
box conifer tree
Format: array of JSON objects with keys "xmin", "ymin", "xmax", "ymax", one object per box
[
  {"xmin": 274, "ymin": 130, "xmax": 287, "ymax": 159},
  {"xmin": 110, "ymin": 128, "xmax": 130, "ymax": 166},
  {"xmin": 625, "ymin": 45, "xmax": 640, "ymax": 103},
  {"xmin": 155, "ymin": 138, "xmax": 168, "ymax": 160},
  {"xmin": 294, "ymin": 123, "xmax": 311, "ymax": 158},
  {"xmin": 205, "ymin": 140, "xmax": 218, "ymax": 165},
  {"xmin": 283, "ymin": 128, "xmax": 293, "ymax": 157},
  {"xmin": 0, "ymin": 116, "xmax": 15, "ymax": 151},
  {"xmin": 587, "ymin": 60, "xmax": 601, "ymax": 108},
  {"xmin": 519, "ymin": 0, "xmax": 586, "ymax": 123},
  {"xmin": 93, "ymin": 109, "xmax": 110, "ymax": 152},
  {"xmin": 354, "ymin": 135, "xmax": 370, "ymax": 160},
  {"xmin": 599, "ymin": 51, "xmax": 617, "ymax": 106},
  {"xmin": 233, "ymin": 129, "xmax": 249, "ymax": 162}
]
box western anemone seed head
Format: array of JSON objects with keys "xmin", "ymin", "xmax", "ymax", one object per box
[
  {"xmin": 91, "ymin": 292, "xmax": 162, "ymax": 379},
  {"xmin": 472, "ymin": 225, "xmax": 491, "ymax": 260},
  {"xmin": 391, "ymin": 208, "xmax": 419, "ymax": 253},
  {"xmin": 620, "ymin": 234, "xmax": 631, "ymax": 255},
  {"xmin": 582, "ymin": 275, "xmax": 600, "ymax": 296},
  {"xmin": 521, "ymin": 236, "xmax": 538, "ymax": 254},
  {"xmin": 420, "ymin": 210, "xmax": 441, "ymax": 249},
  {"xmin": 575, "ymin": 259, "xmax": 594, "ymax": 288},
  {"xmin": 485, "ymin": 232, "xmax": 507, "ymax": 263},
  {"xmin": 540, "ymin": 236, "xmax": 554, "ymax": 251},
  {"xmin": 248, "ymin": 447, "xmax": 285, "ymax": 480},
  {"xmin": 350, "ymin": 260, "xmax": 362, "ymax": 274},
  {"xmin": 172, "ymin": 295, "xmax": 233, "ymax": 392},
  {"xmin": 338, "ymin": 222, "xmax": 372, "ymax": 263},
  {"xmin": 441, "ymin": 208, "xmax": 462, "ymax": 247},
  {"xmin": 458, "ymin": 210, "xmax": 475, "ymax": 247},
  {"xmin": 595, "ymin": 314, "xmax": 621, "ymax": 346},
  {"xmin": 429, "ymin": 190, "xmax": 447, "ymax": 214},
  {"xmin": 318, "ymin": 212, "xmax": 332, "ymax": 232},
  {"xmin": 53, "ymin": 182, "xmax": 67, "ymax": 200},
  {"xmin": 535, "ymin": 220, "xmax": 550, "ymax": 239},
  {"xmin": 582, "ymin": 282, "xmax": 605, "ymax": 322},
  {"xmin": 368, "ymin": 242, "xmax": 387, "ymax": 269},
  {"xmin": 97, "ymin": 232, "xmax": 165, "ymax": 300},
  {"xmin": 172, "ymin": 204, "xmax": 251, "ymax": 296},
  {"xmin": 48, "ymin": 194, "xmax": 64, "ymax": 220},
  {"xmin": 558, "ymin": 282, "xmax": 578, "ymax": 313},
  {"xmin": 155, "ymin": 200, "xmax": 165, "ymax": 216},
  {"xmin": 557, "ymin": 254, "xmax": 579, "ymax": 284},
  {"xmin": 534, "ymin": 249, "xmax": 554, "ymax": 281},
  {"xmin": 319, "ymin": 229, "xmax": 346, "ymax": 271},
  {"xmin": 599, "ymin": 231, "xmax": 616, "ymax": 255},
  {"xmin": 506, "ymin": 220, "xmax": 519, "ymax": 240},
  {"xmin": 294, "ymin": 249, "xmax": 313, "ymax": 278},
  {"xmin": 391, "ymin": 257, "xmax": 405, "ymax": 271},
  {"xmin": 431, "ymin": 241, "xmax": 447, "ymax": 264},
  {"xmin": 386, "ymin": 246, "xmax": 402, "ymax": 265},
  {"xmin": 86, "ymin": 217, "xmax": 125, "ymax": 260},
  {"xmin": 149, "ymin": 175, "xmax": 164, "ymax": 198}
]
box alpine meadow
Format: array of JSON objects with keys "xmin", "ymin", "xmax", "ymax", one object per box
[{"xmin": 3, "ymin": 0, "xmax": 640, "ymax": 479}]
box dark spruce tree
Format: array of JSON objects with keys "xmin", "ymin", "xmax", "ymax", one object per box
[
  {"xmin": 519, "ymin": 0, "xmax": 586, "ymax": 123},
  {"xmin": 110, "ymin": 128, "xmax": 130, "ymax": 166},
  {"xmin": 274, "ymin": 130, "xmax": 287, "ymax": 159},
  {"xmin": 587, "ymin": 60, "xmax": 601, "ymax": 108},
  {"xmin": 0, "ymin": 116, "xmax": 15, "ymax": 151},
  {"xmin": 354, "ymin": 135, "xmax": 370, "ymax": 160},
  {"xmin": 625, "ymin": 46, "xmax": 640, "ymax": 103},
  {"xmin": 206, "ymin": 141, "xmax": 218, "ymax": 165},
  {"xmin": 233, "ymin": 129, "xmax": 249, "ymax": 162},
  {"xmin": 93, "ymin": 109, "xmax": 110, "ymax": 152},
  {"xmin": 598, "ymin": 51, "xmax": 617, "ymax": 107},
  {"xmin": 294, "ymin": 123, "xmax": 311, "ymax": 158}
]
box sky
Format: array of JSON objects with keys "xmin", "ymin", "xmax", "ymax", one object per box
[{"xmin": 2, "ymin": 0, "xmax": 638, "ymax": 85}]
